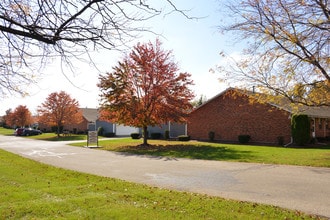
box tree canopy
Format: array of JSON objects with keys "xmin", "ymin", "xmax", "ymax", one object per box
[
  {"xmin": 98, "ymin": 39, "xmax": 194, "ymax": 145},
  {"xmin": 0, "ymin": 0, "xmax": 190, "ymax": 98},
  {"xmin": 217, "ymin": 0, "xmax": 330, "ymax": 106},
  {"xmin": 5, "ymin": 105, "xmax": 33, "ymax": 128},
  {"xmin": 37, "ymin": 91, "xmax": 83, "ymax": 137}
]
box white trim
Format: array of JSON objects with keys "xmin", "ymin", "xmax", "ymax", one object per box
[{"xmin": 312, "ymin": 118, "xmax": 316, "ymax": 138}]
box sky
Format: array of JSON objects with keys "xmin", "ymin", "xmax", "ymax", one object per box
[{"xmin": 0, "ymin": 0, "xmax": 242, "ymax": 115}]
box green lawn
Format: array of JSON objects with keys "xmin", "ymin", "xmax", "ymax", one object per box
[
  {"xmin": 0, "ymin": 127, "xmax": 87, "ymax": 141},
  {"xmin": 71, "ymin": 138, "xmax": 330, "ymax": 168},
  {"xmin": 31, "ymin": 133, "xmax": 87, "ymax": 141},
  {"xmin": 0, "ymin": 127, "xmax": 15, "ymax": 135},
  {"xmin": 2, "ymin": 127, "xmax": 329, "ymax": 167},
  {"xmin": 0, "ymin": 149, "xmax": 323, "ymax": 219}
]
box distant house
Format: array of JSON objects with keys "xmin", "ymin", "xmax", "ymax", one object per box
[
  {"xmin": 38, "ymin": 108, "xmax": 115, "ymax": 134},
  {"xmin": 80, "ymin": 108, "xmax": 187, "ymax": 138},
  {"xmin": 39, "ymin": 107, "xmax": 187, "ymax": 137},
  {"xmin": 188, "ymin": 88, "xmax": 330, "ymax": 145}
]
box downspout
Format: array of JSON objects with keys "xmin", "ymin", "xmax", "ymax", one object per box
[
  {"xmin": 324, "ymin": 118, "xmax": 326, "ymax": 138},
  {"xmin": 312, "ymin": 117, "xmax": 316, "ymax": 138},
  {"xmin": 185, "ymin": 123, "xmax": 188, "ymax": 136},
  {"xmin": 285, "ymin": 114, "xmax": 293, "ymax": 147},
  {"xmin": 284, "ymin": 137, "xmax": 293, "ymax": 147}
]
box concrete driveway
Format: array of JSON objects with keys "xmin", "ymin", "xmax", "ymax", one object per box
[{"xmin": 0, "ymin": 135, "xmax": 330, "ymax": 218}]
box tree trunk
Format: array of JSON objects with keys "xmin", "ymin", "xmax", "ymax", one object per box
[
  {"xmin": 142, "ymin": 126, "xmax": 148, "ymax": 146},
  {"xmin": 57, "ymin": 124, "xmax": 61, "ymax": 139}
]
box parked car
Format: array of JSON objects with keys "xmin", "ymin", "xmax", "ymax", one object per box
[
  {"xmin": 15, "ymin": 128, "xmax": 42, "ymax": 136},
  {"xmin": 23, "ymin": 128, "xmax": 42, "ymax": 136},
  {"xmin": 14, "ymin": 128, "xmax": 25, "ymax": 136}
]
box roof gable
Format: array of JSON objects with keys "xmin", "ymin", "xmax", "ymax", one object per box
[
  {"xmin": 194, "ymin": 87, "xmax": 330, "ymax": 118},
  {"xmin": 80, "ymin": 108, "xmax": 99, "ymax": 122}
]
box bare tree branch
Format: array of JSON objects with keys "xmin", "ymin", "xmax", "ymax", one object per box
[
  {"xmin": 217, "ymin": 0, "xmax": 330, "ymax": 106},
  {"xmin": 0, "ymin": 0, "xmax": 192, "ymax": 98}
]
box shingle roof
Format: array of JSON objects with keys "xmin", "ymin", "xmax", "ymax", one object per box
[
  {"xmin": 80, "ymin": 108, "xmax": 99, "ymax": 122},
  {"xmin": 197, "ymin": 87, "xmax": 330, "ymax": 118},
  {"xmin": 283, "ymin": 105, "xmax": 330, "ymax": 118}
]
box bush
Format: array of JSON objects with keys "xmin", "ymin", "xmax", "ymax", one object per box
[
  {"xmin": 103, "ymin": 132, "xmax": 115, "ymax": 137},
  {"xmin": 277, "ymin": 136, "xmax": 284, "ymax": 146},
  {"xmin": 130, "ymin": 133, "xmax": 140, "ymax": 139},
  {"xmin": 52, "ymin": 126, "xmax": 63, "ymax": 134},
  {"xmin": 77, "ymin": 130, "xmax": 86, "ymax": 135},
  {"xmin": 208, "ymin": 131, "xmax": 215, "ymax": 142},
  {"xmin": 238, "ymin": 135, "xmax": 250, "ymax": 144},
  {"xmin": 164, "ymin": 130, "xmax": 170, "ymax": 140},
  {"xmin": 97, "ymin": 127, "xmax": 104, "ymax": 136},
  {"xmin": 291, "ymin": 114, "xmax": 310, "ymax": 146},
  {"xmin": 178, "ymin": 135, "xmax": 190, "ymax": 141},
  {"xmin": 150, "ymin": 132, "xmax": 161, "ymax": 139}
]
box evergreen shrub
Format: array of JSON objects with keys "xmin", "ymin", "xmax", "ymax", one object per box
[
  {"xmin": 97, "ymin": 127, "xmax": 104, "ymax": 136},
  {"xmin": 291, "ymin": 114, "xmax": 310, "ymax": 145},
  {"xmin": 178, "ymin": 135, "xmax": 190, "ymax": 141},
  {"xmin": 150, "ymin": 132, "xmax": 161, "ymax": 139},
  {"xmin": 104, "ymin": 132, "xmax": 115, "ymax": 137},
  {"xmin": 164, "ymin": 130, "xmax": 170, "ymax": 140},
  {"xmin": 238, "ymin": 135, "xmax": 250, "ymax": 144},
  {"xmin": 208, "ymin": 131, "xmax": 215, "ymax": 142},
  {"xmin": 130, "ymin": 133, "xmax": 140, "ymax": 139}
]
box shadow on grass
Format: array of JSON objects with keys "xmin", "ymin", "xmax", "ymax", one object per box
[
  {"xmin": 112, "ymin": 144, "xmax": 257, "ymax": 161},
  {"xmin": 37, "ymin": 135, "xmax": 86, "ymax": 142},
  {"xmin": 286, "ymin": 144, "xmax": 330, "ymax": 150}
]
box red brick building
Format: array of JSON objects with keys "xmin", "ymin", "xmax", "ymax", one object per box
[{"xmin": 188, "ymin": 88, "xmax": 330, "ymax": 145}]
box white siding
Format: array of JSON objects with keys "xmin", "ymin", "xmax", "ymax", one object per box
[{"xmin": 115, "ymin": 125, "xmax": 139, "ymax": 136}]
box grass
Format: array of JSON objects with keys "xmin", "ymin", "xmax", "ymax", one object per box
[
  {"xmin": 71, "ymin": 138, "xmax": 330, "ymax": 167},
  {"xmin": 0, "ymin": 149, "xmax": 323, "ymax": 219},
  {"xmin": 0, "ymin": 127, "xmax": 15, "ymax": 135},
  {"xmin": 0, "ymin": 127, "xmax": 87, "ymax": 141},
  {"xmin": 2, "ymin": 127, "xmax": 330, "ymax": 167},
  {"xmin": 31, "ymin": 133, "xmax": 87, "ymax": 141}
]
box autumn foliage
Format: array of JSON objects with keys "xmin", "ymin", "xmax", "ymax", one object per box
[
  {"xmin": 218, "ymin": 0, "xmax": 330, "ymax": 106},
  {"xmin": 98, "ymin": 39, "xmax": 194, "ymax": 145},
  {"xmin": 37, "ymin": 91, "xmax": 83, "ymax": 137},
  {"xmin": 5, "ymin": 105, "xmax": 33, "ymax": 128}
]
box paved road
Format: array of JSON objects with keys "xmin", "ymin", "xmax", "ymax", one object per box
[{"xmin": 1, "ymin": 135, "xmax": 330, "ymax": 218}]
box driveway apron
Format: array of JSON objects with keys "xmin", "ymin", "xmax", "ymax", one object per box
[{"xmin": 0, "ymin": 135, "xmax": 329, "ymax": 218}]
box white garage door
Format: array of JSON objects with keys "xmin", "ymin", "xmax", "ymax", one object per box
[{"xmin": 115, "ymin": 125, "xmax": 139, "ymax": 136}]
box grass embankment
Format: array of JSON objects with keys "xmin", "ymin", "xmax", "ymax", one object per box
[
  {"xmin": 0, "ymin": 149, "xmax": 323, "ymax": 219},
  {"xmin": 71, "ymin": 138, "xmax": 330, "ymax": 168}
]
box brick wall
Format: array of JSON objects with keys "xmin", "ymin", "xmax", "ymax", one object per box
[
  {"xmin": 312, "ymin": 118, "xmax": 330, "ymax": 139},
  {"xmin": 38, "ymin": 118, "xmax": 88, "ymax": 133},
  {"xmin": 188, "ymin": 89, "xmax": 292, "ymax": 144},
  {"xmin": 64, "ymin": 118, "xmax": 88, "ymax": 133}
]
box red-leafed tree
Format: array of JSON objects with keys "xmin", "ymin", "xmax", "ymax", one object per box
[
  {"xmin": 6, "ymin": 105, "xmax": 33, "ymax": 128},
  {"xmin": 2, "ymin": 108, "xmax": 13, "ymax": 128},
  {"xmin": 37, "ymin": 91, "xmax": 83, "ymax": 138},
  {"xmin": 98, "ymin": 39, "xmax": 195, "ymax": 146}
]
